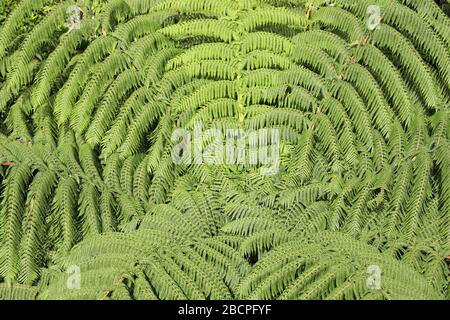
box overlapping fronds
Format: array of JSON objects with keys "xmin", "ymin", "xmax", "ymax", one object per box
[{"xmin": 0, "ymin": 0, "xmax": 448, "ymax": 300}]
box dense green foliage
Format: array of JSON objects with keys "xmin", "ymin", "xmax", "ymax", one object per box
[{"xmin": 0, "ymin": 0, "xmax": 448, "ymax": 300}]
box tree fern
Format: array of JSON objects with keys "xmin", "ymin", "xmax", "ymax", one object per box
[{"xmin": 0, "ymin": 0, "xmax": 448, "ymax": 300}]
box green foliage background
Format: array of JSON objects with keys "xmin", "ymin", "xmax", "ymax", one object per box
[{"xmin": 0, "ymin": 0, "xmax": 448, "ymax": 300}]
